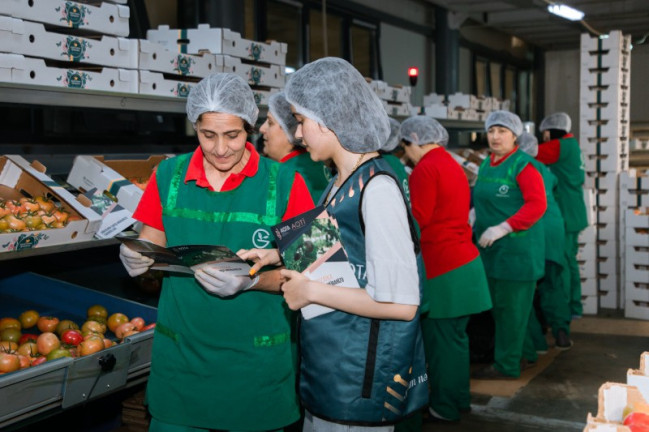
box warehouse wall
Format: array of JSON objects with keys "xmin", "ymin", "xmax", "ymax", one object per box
[
  {"xmin": 350, "ymin": 0, "xmax": 432, "ymax": 27},
  {"xmin": 544, "ymin": 49, "xmax": 581, "ymax": 141},
  {"xmin": 630, "ymin": 44, "xmax": 649, "ymax": 130}
]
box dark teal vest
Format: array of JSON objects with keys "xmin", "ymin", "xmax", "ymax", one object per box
[{"xmin": 299, "ymin": 157, "xmax": 428, "ymax": 424}]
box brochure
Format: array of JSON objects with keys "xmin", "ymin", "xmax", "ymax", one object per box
[
  {"xmin": 272, "ymin": 205, "xmax": 360, "ymax": 320},
  {"xmin": 117, "ymin": 236, "xmax": 251, "ymax": 276},
  {"xmin": 83, "ymin": 188, "xmax": 136, "ymax": 239}
]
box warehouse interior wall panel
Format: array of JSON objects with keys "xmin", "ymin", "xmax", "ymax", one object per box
[
  {"xmin": 544, "ymin": 49, "xmax": 581, "ymax": 142},
  {"xmin": 630, "ymin": 44, "xmax": 649, "ymax": 127}
]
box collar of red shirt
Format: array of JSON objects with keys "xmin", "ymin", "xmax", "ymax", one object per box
[
  {"xmin": 185, "ymin": 142, "xmax": 260, "ymax": 191},
  {"xmin": 279, "ymin": 148, "xmax": 306, "ymax": 163},
  {"xmin": 490, "ymin": 145, "xmax": 519, "ymax": 166}
]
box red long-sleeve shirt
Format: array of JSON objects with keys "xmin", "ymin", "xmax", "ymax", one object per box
[
  {"xmin": 536, "ymin": 133, "xmax": 575, "ymax": 165},
  {"xmin": 133, "ymin": 143, "xmax": 314, "ymax": 229}
]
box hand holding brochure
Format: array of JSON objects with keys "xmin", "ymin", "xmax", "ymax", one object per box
[
  {"xmin": 117, "ymin": 236, "xmax": 251, "ymax": 276},
  {"xmin": 272, "ymin": 205, "xmax": 360, "ymax": 320}
]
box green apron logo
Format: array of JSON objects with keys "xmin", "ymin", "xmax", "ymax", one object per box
[
  {"xmin": 174, "ymin": 55, "xmax": 193, "ymax": 75},
  {"xmin": 252, "ymin": 228, "xmax": 271, "ymax": 248},
  {"xmin": 60, "ymin": 2, "xmax": 88, "ymax": 29},
  {"xmin": 497, "ymin": 185, "xmax": 510, "ymax": 197},
  {"xmin": 248, "ymin": 43, "xmax": 263, "ymax": 61},
  {"xmin": 402, "ymin": 179, "xmax": 411, "ymax": 202}
]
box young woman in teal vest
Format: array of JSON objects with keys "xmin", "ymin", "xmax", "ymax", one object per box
[
  {"xmin": 118, "ymin": 73, "xmax": 315, "ymax": 432},
  {"xmin": 260, "ymin": 91, "xmax": 331, "ymax": 203},
  {"xmin": 243, "ymin": 57, "xmax": 428, "ymax": 431},
  {"xmin": 399, "ymin": 115, "xmax": 492, "ymax": 420},
  {"xmin": 537, "ymin": 112, "xmax": 588, "ymax": 322},
  {"xmin": 472, "ymin": 111, "xmax": 547, "ymax": 380}
]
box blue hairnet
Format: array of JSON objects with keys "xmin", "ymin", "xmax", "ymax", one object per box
[
  {"xmin": 518, "ymin": 132, "xmax": 539, "ymax": 157},
  {"xmin": 539, "ymin": 112, "xmax": 571, "ymax": 133},
  {"xmin": 186, "ymin": 73, "xmax": 258, "ymax": 125},
  {"xmin": 400, "ymin": 115, "xmax": 449, "ymax": 147},
  {"xmin": 381, "ymin": 117, "xmax": 401, "ymax": 152},
  {"xmin": 268, "ymin": 92, "xmax": 299, "ymax": 145},
  {"xmin": 485, "ymin": 110, "xmax": 523, "ymax": 137},
  {"xmin": 284, "ymin": 57, "xmax": 390, "ymax": 153}
]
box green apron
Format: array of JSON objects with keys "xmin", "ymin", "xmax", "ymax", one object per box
[
  {"xmin": 282, "ymin": 151, "xmax": 330, "ymax": 204},
  {"xmin": 533, "ymin": 161, "xmax": 565, "ymax": 266},
  {"xmin": 473, "ymin": 150, "xmax": 545, "ymax": 281},
  {"xmin": 146, "ymin": 153, "xmax": 300, "ymax": 430},
  {"xmin": 383, "ymin": 154, "xmax": 411, "ymax": 206}
]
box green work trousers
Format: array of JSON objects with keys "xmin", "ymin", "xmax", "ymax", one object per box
[
  {"xmin": 522, "ymin": 300, "xmax": 547, "ymax": 363},
  {"xmin": 538, "ymin": 260, "xmax": 571, "ymax": 338},
  {"xmin": 421, "ymin": 316, "xmax": 471, "ymax": 421},
  {"xmin": 149, "ymin": 417, "xmax": 282, "ymax": 432},
  {"xmin": 565, "ymin": 231, "xmax": 583, "ymax": 317},
  {"xmin": 488, "ymin": 278, "xmax": 536, "ymax": 377}
]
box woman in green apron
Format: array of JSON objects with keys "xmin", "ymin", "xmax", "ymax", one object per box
[
  {"xmin": 399, "ymin": 115, "xmax": 492, "ymax": 421},
  {"xmin": 119, "ymin": 73, "xmax": 315, "ymax": 432},
  {"xmin": 472, "ymin": 111, "xmax": 547, "ymax": 380},
  {"xmin": 260, "ymin": 91, "xmax": 331, "ymax": 203},
  {"xmin": 379, "ymin": 117, "xmax": 412, "ymax": 203}
]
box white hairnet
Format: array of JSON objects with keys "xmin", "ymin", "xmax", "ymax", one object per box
[
  {"xmin": 485, "ymin": 110, "xmax": 523, "ymax": 137},
  {"xmin": 400, "ymin": 115, "xmax": 449, "ymax": 147},
  {"xmin": 539, "ymin": 112, "xmax": 571, "ymax": 133},
  {"xmin": 518, "ymin": 132, "xmax": 539, "ymax": 157},
  {"xmin": 186, "ymin": 73, "xmax": 259, "ymax": 125},
  {"xmin": 284, "ymin": 57, "xmax": 390, "ymax": 153},
  {"xmin": 268, "ymin": 92, "xmax": 299, "ymax": 145},
  {"xmin": 381, "ymin": 117, "xmax": 401, "ymax": 152}
]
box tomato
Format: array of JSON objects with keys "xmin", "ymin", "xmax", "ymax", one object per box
[
  {"xmin": 141, "ymin": 323, "xmax": 156, "ymax": 332},
  {"xmin": 56, "ymin": 319, "xmax": 79, "ymax": 336},
  {"xmin": 115, "ymin": 322, "xmax": 136, "ymax": 339},
  {"xmin": 30, "ymin": 355, "xmax": 47, "ymax": 367},
  {"xmin": 35, "ymin": 196, "xmax": 55, "ymax": 213},
  {"xmin": 0, "ymin": 352, "xmax": 20, "ymax": 373},
  {"xmin": 78, "ymin": 335, "xmax": 104, "ymax": 356},
  {"xmin": 18, "ymin": 333, "xmax": 38, "ymax": 345},
  {"xmin": 81, "ymin": 319, "xmax": 106, "ymax": 335},
  {"xmin": 46, "ymin": 348, "xmax": 73, "ymax": 361},
  {"xmin": 17, "ymin": 342, "xmax": 38, "ymax": 357},
  {"xmin": 87, "ymin": 304, "xmax": 108, "ymax": 320},
  {"xmin": 0, "ymin": 317, "xmax": 21, "ymax": 332},
  {"xmin": 61, "ymin": 329, "xmax": 83, "ymax": 347},
  {"xmin": 624, "ymin": 412, "xmax": 649, "ymax": 432},
  {"xmin": 18, "ymin": 310, "xmax": 39, "ymax": 329},
  {"xmin": 36, "ymin": 332, "xmax": 60, "ymax": 356},
  {"xmin": 130, "ymin": 317, "xmax": 145, "ymax": 331},
  {"xmin": 0, "ymin": 341, "xmax": 18, "ymax": 353},
  {"xmin": 0, "ymin": 328, "xmax": 22, "ymax": 343},
  {"xmin": 18, "ymin": 354, "xmax": 31, "ymax": 369},
  {"xmin": 107, "ymin": 313, "xmax": 129, "ymax": 333},
  {"xmin": 102, "ymin": 338, "xmax": 114, "ymax": 349},
  {"xmin": 37, "ymin": 316, "xmax": 59, "ymax": 333}
]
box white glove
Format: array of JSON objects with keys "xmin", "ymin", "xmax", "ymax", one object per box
[
  {"xmin": 119, "ymin": 243, "xmax": 155, "ymax": 277},
  {"xmin": 194, "ymin": 266, "xmax": 260, "ymax": 297},
  {"xmin": 478, "ymin": 222, "xmax": 513, "ymax": 248},
  {"xmin": 468, "ymin": 208, "xmax": 476, "ymax": 227}
]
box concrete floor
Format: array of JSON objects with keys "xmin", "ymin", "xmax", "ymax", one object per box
[{"xmin": 426, "ymin": 314, "xmax": 649, "ymax": 432}]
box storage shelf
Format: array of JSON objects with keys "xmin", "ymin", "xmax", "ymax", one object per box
[
  {"xmin": 0, "ymin": 237, "xmax": 118, "ymax": 261},
  {"xmin": 0, "ymin": 82, "xmax": 187, "ymax": 113}
]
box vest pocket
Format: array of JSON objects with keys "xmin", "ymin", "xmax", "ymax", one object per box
[{"xmin": 362, "ymin": 319, "xmax": 381, "ymax": 398}]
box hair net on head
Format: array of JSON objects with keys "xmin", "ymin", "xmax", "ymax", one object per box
[
  {"xmin": 485, "ymin": 110, "xmax": 523, "ymax": 137},
  {"xmin": 268, "ymin": 92, "xmax": 299, "ymax": 145},
  {"xmin": 381, "ymin": 117, "xmax": 402, "ymax": 152},
  {"xmin": 284, "ymin": 57, "xmax": 390, "ymax": 153},
  {"xmin": 517, "ymin": 132, "xmax": 539, "ymax": 157},
  {"xmin": 539, "ymin": 112, "xmax": 571, "ymax": 133},
  {"xmin": 400, "ymin": 115, "xmax": 449, "ymax": 147},
  {"xmin": 186, "ymin": 73, "xmax": 259, "ymax": 125}
]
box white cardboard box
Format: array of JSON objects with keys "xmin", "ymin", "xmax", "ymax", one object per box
[
  {"xmin": 138, "ymin": 70, "xmax": 198, "ymax": 98},
  {"xmin": 147, "ymin": 24, "xmax": 287, "ymax": 66},
  {"xmin": 138, "ymin": 39, "xmax": 217, "ymax": 78},
  {"xmin": 229, "ymin": 56, "xmax": 286, "ymax": 88},
  {"xmin": 0, "ymin": 16, "xmax": 138, "ymax": 69},
  {"xmin": 0, "ymin": 155, "xmax": 101, "ymax": 251},
  {"xmin": 251, "ymin": 87, "xmax": 279, "ymax": 107},
  {"xmin": 0, "ymin": 53, "xmax": 138, "ymax": 94},
  {"xmin": 0, "ymin": 0, "xmax": 130, "ymax": 36}
]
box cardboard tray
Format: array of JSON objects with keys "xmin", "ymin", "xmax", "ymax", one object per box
[{"xmin": 0, "ymin": 272, "xmax": 157, "ymax": 429}]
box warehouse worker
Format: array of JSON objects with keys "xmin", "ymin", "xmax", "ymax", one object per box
[
  {"xmin": 244, "ymin": 57, "xmax": 429, "ymax": 431},
  {"xmin": 260, "ymin": 91, "xmax": 331, "ymax": 203},
  {"xmin": 379, "ymin": 117, "xmax": 411, "ymax": 201},
  {"xmin": 118, "ymin": 73, "xmax": 314, "ymax": 432},
  {"xmin": 399, "ymin": 115, "xmax": 491, "ymax": 421},
  {"xmin": 518, "ymin": 132, "xmax": 572, "ymax": 364},
  {"xmin": 472, "ymin": 111, "xmax": 547, "ymax": 380},
  {"xmin": 536, "ymin": 112, "xmax": 588, "ymax": 320}
]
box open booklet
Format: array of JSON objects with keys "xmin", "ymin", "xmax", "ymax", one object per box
[
  {"xmin": 117, "ymin": 236, "xmax": 251, "ymax": 276},
  {"xmin": 272, "ymin": 205, "xmax": 360, "ymax": 320}
]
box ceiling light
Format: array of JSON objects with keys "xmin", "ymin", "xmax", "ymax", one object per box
[{"xmin": 547, "ymin": 4, "xmax": 585, "ymax": 21}]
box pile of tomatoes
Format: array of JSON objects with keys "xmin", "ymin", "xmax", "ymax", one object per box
[
  {"xmin": 0, "ymin": 196, "xmax": 82, "ymax": 233},
  {"xmin": 0, "ymin": 305, "xmax": 155, "ymax": 375}
]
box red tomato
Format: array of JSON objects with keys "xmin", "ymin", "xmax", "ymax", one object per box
[
  {"xmin": 61, "ymin": 329, "xmax": 83, "ymax": 347},
  {"xmin": 130, "ymin": 317, "xmax": 145, "ymax": 331},
  {"xmin": 115, "ymin": 322, "xmax": 136, "ymax": 339},
  {"xmin": 36, "ymin": 332, "xmax": 60, "ymax": 356},
  {"xmin": 19, "ymin": 333, "xmax": 38, "ymax": 345},
  {"xmin": 37, "ymin": 316, "xmax": 59, "ymax": 333},
  {"xmin": 30, "ymin": 356, "xmax": 47, "ymax": 367},
  {"xmin": 141, "ymin": 323, "xmax": 156, "ymax": 332},
  {"xmin": 17, "ymin": 354, "xmax": 31, "ymax": 369},
  {"xmin": 56, "ymin": 319, "xmax": 79, "ymax": 336},
  {"xmin": 624, "ymin": 412, "xmax": 649, "ymax": 431},
  {"xmin": 0, "ymin": 352, "xmax": 20, "ymax": 373}
]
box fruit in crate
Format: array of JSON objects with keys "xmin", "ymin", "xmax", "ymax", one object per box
[
  {"xmin": 624, "ymin": 402, "xmax": 649, "ymax": 432},
  {"xmin": 0, "ymin": 196, "xmax": 80, "ymax": 233}
]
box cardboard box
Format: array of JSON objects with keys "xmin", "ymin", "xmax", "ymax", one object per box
[
  {"xmin": 0, "ymin": 155, "xmax": 101, "ymax": 251},
  {"xmin": 627, "ymin": 352, "xmax": 649, "ymax": 401},
  {"xmin": 592, "ymin": 382, "xmax": 647, "ymax": 423},
  {"xmin": 251, "ymin": 87, "xmax": 279, "ymax": 107},
  {"xmin": 138, "ymin": 39, "xmax": 217, "ymax": 78},
  {"xmin": 0, "ymin": 53, "xmax": 138, "ymax": 94},
  {"xmin": 229, "ymin": 56, "xmax": 286, "ymax": 88},
  {"xmin": 582, "ymin": 294, "xmax": 598, "ymax": 315},
  {"xmin": 0, "ymin": 0, "xmax": 130, "ymax": 36},
  {"xmin": 0, "ymin": 272, "xmax": 157, "ymax": 429},
  {"xmin": 0, "ymin": 16, "xmax": 138, "ymax": 69},
  {"xmin": 423, "ymin": 104, "xmax": 448, "ymax": 119},
  {"xmin": 381, "ymin": 100, "xmax": 411, "ymax": 117},
  {"xmin": 146, "ymin": 24, "xmax": 287, "ymax": 66},
  {"xmin": 138, "ymin": 70, "xmax": 199, "ymax": 98}
]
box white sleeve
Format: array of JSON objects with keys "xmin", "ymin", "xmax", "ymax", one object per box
[{"xmin": 361, "ymin": 175, "xmax": 420, "ymax": 306}]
